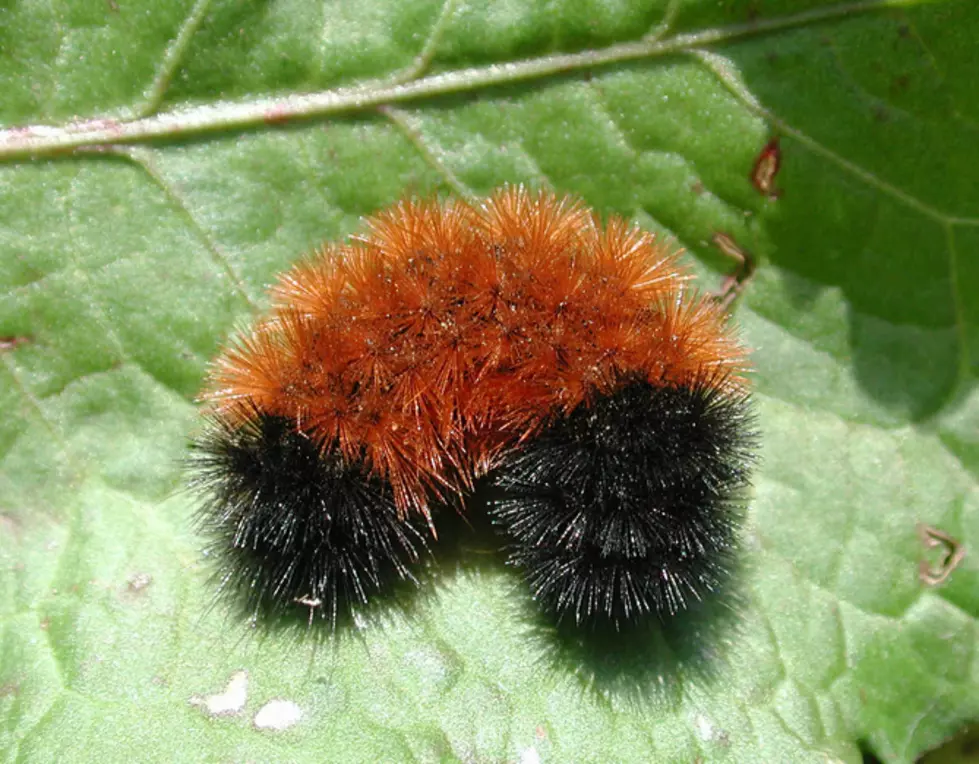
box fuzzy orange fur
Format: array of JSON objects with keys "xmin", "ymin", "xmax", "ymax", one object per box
[{"xmin": 202, "ymin": 187, "xmax": 747, "ymax": 519}]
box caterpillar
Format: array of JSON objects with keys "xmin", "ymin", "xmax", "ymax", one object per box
[{"xmin": 188, "ymin": 186, "xmax": 756, "ymax": 628}]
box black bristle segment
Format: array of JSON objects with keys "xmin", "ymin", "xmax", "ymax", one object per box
[
  {"xmin": 487, "ymin": 378, "xmax": 756, "ymax": 628},
  {"xmin": 188, "ymin": 412, "xmax": 427, "ymax": 625}
]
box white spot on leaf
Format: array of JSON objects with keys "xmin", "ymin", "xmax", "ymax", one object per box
[
  {"xmin": 189, "ymin": 670, "xmax": 248, "ymax": 716},
  {"xmin": 253, "ymin": 699, "xmax": 303, "ymax": 731}
]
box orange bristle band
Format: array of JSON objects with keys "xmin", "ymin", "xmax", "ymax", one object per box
[{"xmin": 202, "ymin": 187, "xmax": 747, "ymax": 517}]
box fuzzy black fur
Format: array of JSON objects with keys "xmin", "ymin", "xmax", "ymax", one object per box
[
  {"xmin": 487, "ymin": 378, "xmax": 756, "ymax": 628},
  {"xmin": 188, "ymin": 412, "xmax": 427, "ymax": 624}
]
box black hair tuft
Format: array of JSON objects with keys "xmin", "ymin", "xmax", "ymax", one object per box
[
  {"xmin": 188, "ymin": 411, "xmax": 428, "ymax": 625},
  {"xmin": 487, "ymin": 378, "xmax": 756, "ymax": 628}
]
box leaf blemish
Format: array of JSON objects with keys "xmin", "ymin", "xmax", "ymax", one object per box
[
  {"xmin": 711, "ymin": 233, "xmax": 757, "ymax": 310},
  {"xmin": 750, "ymin": 137, "xmax": 782, "ymax": 199},
  {"xmin": 693, "ymin": 713, "xmax": 730, "ymax": 746},
  {"xmin": 918, "ymin": 524, "xmax": 965, "ymax": 586},
  {"xmin": 253, "ymin": 699, "xmax": 302, "ymax": 731},
  {"xmin": 190, "ymin": 670, "xmax": 248, "ymax": 717},
  {"xmin": 126, "ymin": 572, "xmax": 153, "ymax": 594},
  {"xmin": 0, "ymin": 336, "xmax": 32, "ymax": 352}
]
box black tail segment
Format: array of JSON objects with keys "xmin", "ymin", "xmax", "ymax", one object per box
[
  {"xmin": 188, "ymin": 411, "xmax": 428, "ymax": 626},
  {"xmin": 487, "ymin": 378, "xmax": 757, "ymax": 629}
]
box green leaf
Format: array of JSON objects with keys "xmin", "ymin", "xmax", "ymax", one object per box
[{"xmin": 2, "ymin": 0, "xmax": 977, "ymax": 761}]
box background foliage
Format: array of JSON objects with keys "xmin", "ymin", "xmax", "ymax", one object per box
[{"xmin": 1, "ymin": 0, "xmax": 977, "ymax": 761}]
